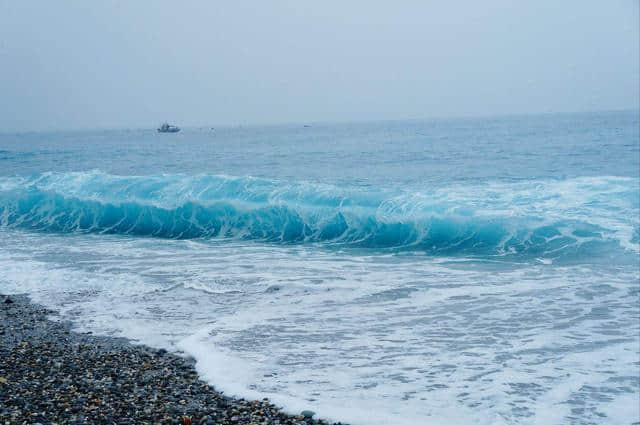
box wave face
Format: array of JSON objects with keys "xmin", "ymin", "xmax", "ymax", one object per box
[{"xmin": 0, "ymin": 171, "xmax": 637, "ymax": 259}]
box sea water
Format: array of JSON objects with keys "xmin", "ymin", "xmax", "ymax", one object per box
[{"xmin": 0, "ymin": 111, "xmax": 638, "ymax": 424}]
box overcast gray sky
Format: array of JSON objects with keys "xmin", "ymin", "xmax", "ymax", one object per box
[{"xmin": 0, "ymin": 0, "xmax": 638, "ymax": 131}]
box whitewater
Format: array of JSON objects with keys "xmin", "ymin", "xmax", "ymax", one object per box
[{"xmin": 1, "ymin": 111, "xmax": 638, "ymax": 424}]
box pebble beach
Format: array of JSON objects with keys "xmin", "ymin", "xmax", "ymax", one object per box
[{"xmin": 0, "ymin": 295, "xmax": 340, "ymax": 425}]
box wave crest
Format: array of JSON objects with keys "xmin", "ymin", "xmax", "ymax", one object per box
[{"xmin": 0, "ymin": 171, "xmax": 637, "ymax": 258}]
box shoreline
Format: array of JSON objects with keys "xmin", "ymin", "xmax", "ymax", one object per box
[{"xmin": 0, "ymin": 294, "xmax": 341, "ymax": 425}]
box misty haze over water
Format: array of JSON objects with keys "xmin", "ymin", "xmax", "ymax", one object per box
[{"xmin": 0, "ymin": 2, "xmax": 639, "ymax": 425}]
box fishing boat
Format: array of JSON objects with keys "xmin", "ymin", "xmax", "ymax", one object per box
[{"xmin": 157, "ymin": 123, "xmax": 180, "ymax": 133}]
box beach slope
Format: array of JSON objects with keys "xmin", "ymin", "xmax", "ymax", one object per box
[{"xmin": 0, "ymin": 295, "xmax": 337, "ymax": 425}]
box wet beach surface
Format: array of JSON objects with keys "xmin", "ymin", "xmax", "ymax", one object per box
[{"xmin": 0, "ymin": 294, "xmax": 338, "ymax": 425}]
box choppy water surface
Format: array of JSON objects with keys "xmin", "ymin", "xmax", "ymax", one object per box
[{"xmin": 1, "ymin": 111, "xmax": 638, "ymax": 424}]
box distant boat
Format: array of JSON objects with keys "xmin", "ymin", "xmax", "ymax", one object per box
[{"xmin": 157, "ymin": 123, "xmax": 180, "ymax": 133}]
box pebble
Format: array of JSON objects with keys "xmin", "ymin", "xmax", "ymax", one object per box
[{"xmin": 1, "ymin": 294, "xmax": 335, "ymax": 425}]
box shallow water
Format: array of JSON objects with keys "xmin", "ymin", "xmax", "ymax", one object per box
[{"xmin": 1, "ymin": 111, "xmax": 638, "ymax": 424}]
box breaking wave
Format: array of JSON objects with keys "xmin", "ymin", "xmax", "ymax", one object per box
[{"xmin": 0, "ymin": 171, "xmax": 637, "ymax": 259}]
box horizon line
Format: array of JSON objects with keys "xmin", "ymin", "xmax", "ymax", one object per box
[{"xmin": 1, "ymin": 107, "xmax": 638, "ymax": 135}]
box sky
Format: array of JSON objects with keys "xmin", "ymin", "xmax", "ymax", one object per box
[{"xmin": 0, "ymin": 0, "xmax": 638, "ymax": 131}]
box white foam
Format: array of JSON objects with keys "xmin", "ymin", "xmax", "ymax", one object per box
[{"xmin": 0, "ymin": 229, "xmax": 638, "ymax": 425}]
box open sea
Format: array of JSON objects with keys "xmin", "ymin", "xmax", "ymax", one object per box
[{"xmin": 1, "ymin": 111, "xmax": 638, "ymax": 425}]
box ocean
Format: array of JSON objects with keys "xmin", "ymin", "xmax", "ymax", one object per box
[{"xmin": 0, "ymin": 110, "xmax": 638, "ymax": 425}]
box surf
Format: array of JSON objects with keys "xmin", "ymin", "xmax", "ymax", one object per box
[{"xmin": 0, "ymin": 171, "xmax": 637, "ymax": 259}]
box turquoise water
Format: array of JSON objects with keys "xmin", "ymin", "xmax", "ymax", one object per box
[{"xmin": 1, "ymin": 111, "xmax": 638, "ymax": 424}]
